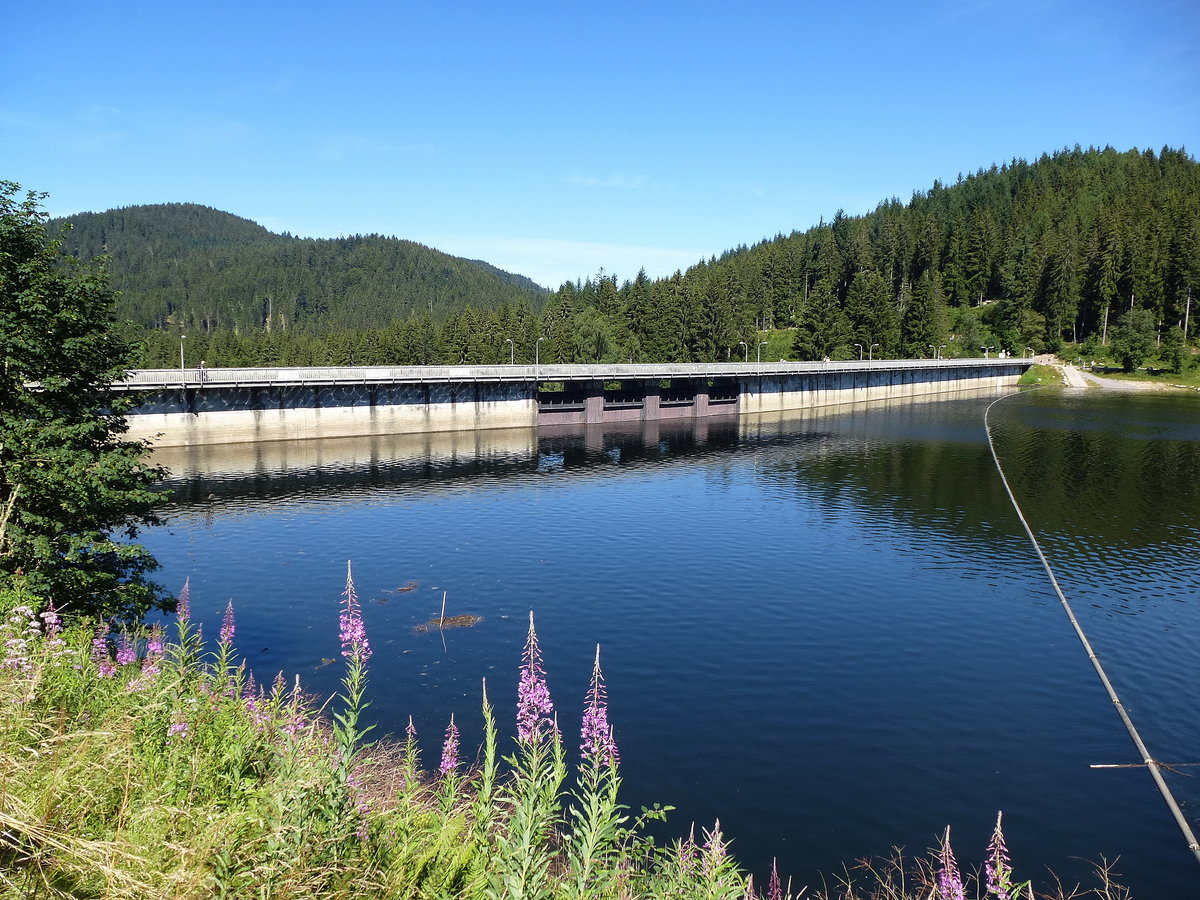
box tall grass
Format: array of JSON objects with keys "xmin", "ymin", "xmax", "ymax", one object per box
[{"xmin": 0, "ymin": 570, "xmax": 1130, "ymax": 899}]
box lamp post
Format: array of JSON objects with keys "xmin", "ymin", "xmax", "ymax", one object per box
[
  {"xmin": 535, "ymin": 336, "xmax": 545, "ymax": 378},
  {"xmin": 937, "ymin": 345, "xmax": 946, "ymax": 359},
  {"xmin": 738, "ymin": 341, "xmax": 749, "ymax": 362},
  {"xmin": 179, "ymin": 334, "xmax": 186, "ymax": 371},
  {"xmin": 869, "ymin": 343, "xmax": 880, "ymax": 361},
  {"xmin": 504, "ymin": 338, "xmax": 514, "ymax": 365},
  {"xmin": 980, "ymin": 345, "xmax": 994, "ymax": 359},
  {"xmin": 854, "ymin": 343, "xmax": 864, "ymax": 360},
  {"xmin": 758, "ymin": 341, "xmax": 768, "ymax": 363},
  {"xmin": 1025, "ymin": 346, "xmax": 1034, "ymax": 359},
  {"xmin": 928, "ymin": 344, "xmax": 937, "ymax": 359}
]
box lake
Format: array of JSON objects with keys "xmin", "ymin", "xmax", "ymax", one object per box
[{"xmin": 140, "ymin": 387, "xmax": 1200, "ymax": 897}]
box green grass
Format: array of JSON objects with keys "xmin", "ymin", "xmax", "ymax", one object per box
[
  {"xmin": 0, "ymin": 580, "xmax": 1133, "ymax": 899},
  {"xmin": 1018, "ymin": 364, "xmax": 1065, "ymax": 386}
]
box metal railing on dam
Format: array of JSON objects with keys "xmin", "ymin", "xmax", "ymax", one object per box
[
  {"xmin": 114, "ymin": 357, "xmax": 1027, "ymax": 390},
  {"xmin": 116, "ymin": 358, "xmax": 1033, "ymax": 446}
]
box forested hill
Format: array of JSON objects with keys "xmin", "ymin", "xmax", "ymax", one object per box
[
  {"xmin": 50, "ymin": 203, "xmax": 549, "ymax": 333},
  {"xmin": 573, "ymin": 144, "xmax": 1197, "ymax": 365},
  {"xmin": 53, "ymin": 146, "xmax": 1200, "ymax": 369}
]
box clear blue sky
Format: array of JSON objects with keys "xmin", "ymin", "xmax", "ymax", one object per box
[{"xmin": 3, "ymin": 0, "xmax": 1197, "ymax": 289}]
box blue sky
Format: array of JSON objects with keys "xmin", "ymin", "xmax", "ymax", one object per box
[{"xmin": 3, "ymin": 0, "xmax": 1197, "ymax": 289}]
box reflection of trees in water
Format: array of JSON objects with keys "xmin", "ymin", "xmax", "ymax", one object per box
[
  {"xmin": 756, "ymin": 392, "xmax": 1200, "ymax": 556},
  {"xmin": 158, "ymin": 393, "xmax": 1200, "ymax": 561}
]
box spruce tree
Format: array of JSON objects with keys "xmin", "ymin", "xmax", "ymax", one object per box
[{"xmin": 0, "ymin": 183, "xmax": 165, "ymax": 620}]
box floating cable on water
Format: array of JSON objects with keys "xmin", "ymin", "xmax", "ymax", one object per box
[{"xmin": 984, "ymin": 389, "xmax": 1200, "ymax": 867}]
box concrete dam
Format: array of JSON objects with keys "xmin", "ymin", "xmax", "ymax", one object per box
[{"xmin": 115, "ymin": 359, "xmax": 1031, "ymax": 447}]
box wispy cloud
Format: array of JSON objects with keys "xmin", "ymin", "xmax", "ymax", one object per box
[{"xmin": 564, "ymin": 173, "xmax": 649, "ymax": 190}]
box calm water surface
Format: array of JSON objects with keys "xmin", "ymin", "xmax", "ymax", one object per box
[{"xmin": 141, "ymin": 389, "xmax": 1200, "ymax": 897}]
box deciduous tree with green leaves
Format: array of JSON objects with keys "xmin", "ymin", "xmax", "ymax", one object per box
[
  {"xmin": 1109, "ymin": 308, "xmax": 1157, "ymax": 372},
  {"xmin": 0, "ymin": 182, "xmax": 165, "ymax": 620}
]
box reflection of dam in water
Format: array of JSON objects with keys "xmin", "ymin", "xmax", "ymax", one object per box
[
  {"xmin": 121, "ymin": 359, "xmax": 1028, "ymax": 446},
  {"xmin": 153, "ymin": 385, "xmax": 1013, "ymax": 508}
]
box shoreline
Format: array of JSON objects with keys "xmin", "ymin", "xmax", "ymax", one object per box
[{"xmin": 1055, "ymin": 361, "xmax": 1197, "ymax": 392}]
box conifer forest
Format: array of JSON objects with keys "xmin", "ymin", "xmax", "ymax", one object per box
[{"xmin": 54, "ymin": 146, "xmax": 1199, "ymax": 369}]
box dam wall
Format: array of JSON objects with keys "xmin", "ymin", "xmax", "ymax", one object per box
[{"xmin": 118, "ymin": 360, "xmax": 1029, "ymax": 446}]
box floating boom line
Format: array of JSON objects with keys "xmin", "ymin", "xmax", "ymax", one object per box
[{"xmin": 983, "ymin": 389, "xmax": 1200, "ymax": 867}]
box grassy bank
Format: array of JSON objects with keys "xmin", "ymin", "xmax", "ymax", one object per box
[
  {"xmin": 0, "ymin": 569, "xmax": 1129, "ymax": 899},
  {"xmin": 1018, "ymin": 365, "xmax": 1066, "ymax": 386}
]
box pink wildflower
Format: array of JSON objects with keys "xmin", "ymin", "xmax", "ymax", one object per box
[
  {"xmin": 678, "ymin": 825, "xmax": 699, "ymax": 879},
  {"xmin": 177, "ymin": 577, "xmax": 190, "ymax": 621},
  {"xmin": 767, "ymin": 858, "xmax": 783, "ymax": 900},
  {"xmin": 141, "ymin": 625, "xmax": 164, "ymax": 677},
  {"xmin": 985, "ymin": 811, "xmax": 1016, "ymax": 899},
  {"xmin": 91, "ymin": 623, "xmax": 116, "ymax": 678},
  {"xmin": 39, "ymin": 601, "xmax": 61, "ymax": 640},
  {"xmin": 439, "ymin": 714, "xmax": 460, "ymax": 775},
  {"xmin": 339, "ymin": 562, "xmax": 371, "ymax": 660},
  {"xmin": 115, "ymin": 631, "xmax": 136, "ymax": 667},
  {"xmin": 701, "ymin": 820, "xmax": 728, "ymax": 881},
  {"xmin": 516, "ymin": 610, "xmax": 553, "ymax": 743},
  {"xmin": 220, "ymin": 600, "xmax": 235, "ymax": 645},
  {"xmin": 936, "ymin": 826, "xmax": 966, "ymax": 900},
  {"xmin": 580, "ymin": 643, "xmax": 619, "ymax": 767}
]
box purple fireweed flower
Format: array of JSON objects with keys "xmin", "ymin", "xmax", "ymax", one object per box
[
  {"xmin": 339, "ymin": 561, "xmax": 371, "ymax": 660},
  {"xmin": 39, "ymin": 601, "xmax": 61, "ymax": 640},
  {"xmin": 346, "ymin": 766, "xmax": 371, "ymax": 817},
  {"xmin": 440, "ymin": 714, "xmax": 460, "ymax": 776},
  {"xmin": 516, "ymin": 610, "xmax": 553, "ymax": 743},
  {"xmin": 580, "ymin": 643, "xmax": 619, "ymax": 767},
  {"xmin": 220, "ymin": 600, "xmax": 235, "ymax": 645},
  {"xmin": 91, "ymin": 623, "xmax": 116, "ymax": 678},
  {"xmin": 701, "ymin": 820, "xmax": 728, "ymax": 881},
  {"xmin": 678, "ymin": 825, "xmax": 699, "ymax": 879},
  {"xmin": 140, "ymin": 624, "xmax": 165, "ymax": 677},
  {"xmin": 167, "ymin": 721, "xmax": 189, "ymax": 739},
  {"xmin": 406, "ymin": 714, "xmax": 418, "ymax": 743},
  {"xmin": 0, "ymin": 607, "xmax": 36, "ymax": 673},
  {"xmin": 177, "ymin": 577, "xmax": 190, "ymax": 621},
  {"xmin": 146, "ymin": 624, "xmax": 164, "ymax": 658},
  {"xmin": 115, "ymin": 631, "xmax": 137, "ymax": 667},
  {"xmin": 986, "ymin": 811, "xmax": 1015, "ymax": 899},
  {"xmin": 936, "ymin": 826, "xmax": 965, "ymax": 900},
  {"xmin": 767, "ymin": 858, "xmax": 783, "ymax": 900}
]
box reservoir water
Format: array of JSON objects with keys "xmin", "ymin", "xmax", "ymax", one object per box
[{"xmin": 140, "ymin": 389, "xmax": 1200, "ymax": 897}]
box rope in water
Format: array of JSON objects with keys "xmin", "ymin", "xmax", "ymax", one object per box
[{"xmin": 983, "ymin": 389, "xmax": 1200, "ymax": 867}]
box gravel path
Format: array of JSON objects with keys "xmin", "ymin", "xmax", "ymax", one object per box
[{"xmin": 1060, "ymin": 363, "xmax": 1174, "ymax": 391}]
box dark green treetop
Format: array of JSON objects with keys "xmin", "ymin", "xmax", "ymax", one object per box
[
  {"xmin": 1109, "ymin": 307, "xmax": 1157, "ymax": 372},
  {"xmin": 0, "ymin": 183, "xmax": 166, "ymax": 620}
]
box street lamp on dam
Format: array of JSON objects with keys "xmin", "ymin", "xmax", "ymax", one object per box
[{"xmin": 179, "ymin": 334, "xmax": 186, "ymax": 371}]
